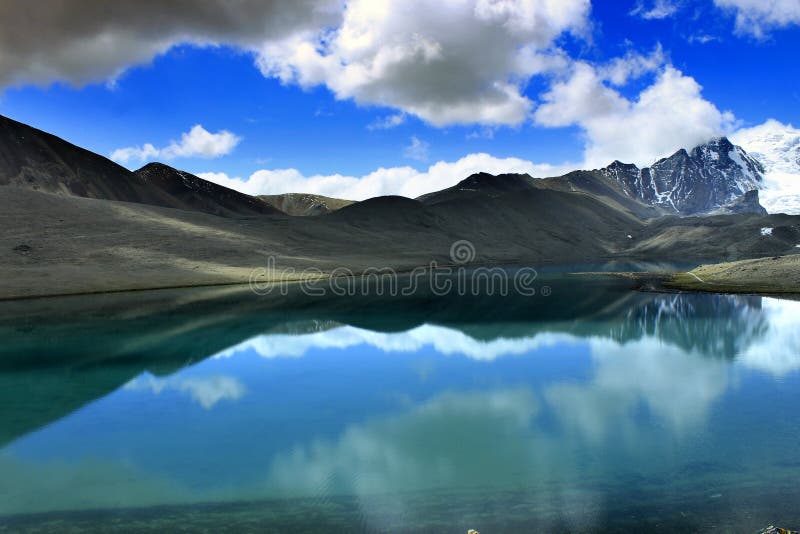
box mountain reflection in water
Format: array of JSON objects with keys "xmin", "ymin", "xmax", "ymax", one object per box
[{"xmin": 0, "ymin": 275, "xmax": 799, "ymax": 532}]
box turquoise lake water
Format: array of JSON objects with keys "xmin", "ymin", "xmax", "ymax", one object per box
[{"xmin": 0, "ymin": 276, "xmax": 799, "ymax": 532}]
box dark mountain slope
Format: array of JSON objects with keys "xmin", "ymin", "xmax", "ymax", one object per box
[
  {"xmin": 0, "ymin": 113, "xmax": 174, "ymax": 206},
  {"xmin": 296, "ymin": 187, "xmax": 646, "ymax": 267},
  {"xmin": 710, "ymin": 189, "xmax": 768, "ymax": 216},
  {"xmin": 0, "ymin": 114, "xmax": 281, "ymax": 217},
  {"xmin": 136, "ymin": 162, "xmax": 281, "ymax": 217},
  {"xmin": 534, "ymin": 170, "xmax": 667, "ymax": 220},
  {"xmin": 2, "ymin": 184, "xmax": 798, "ymax": 300},
  {"xmin": 417, "ymin": 172, "xmax": 536, "ymax": 205}
]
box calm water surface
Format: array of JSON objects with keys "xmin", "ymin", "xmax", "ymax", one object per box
[{"xmin": 0, "ymin": 276, "xmax": 799, "ymax": 532}]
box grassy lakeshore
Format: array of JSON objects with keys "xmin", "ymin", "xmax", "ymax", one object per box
[
  {"xmin": 574, "ymin": 254, "xmax": 800, "ymax": 295},
  {"xmin": 664, "ymin": 255, "xmax": 800, "ymax": 295}
]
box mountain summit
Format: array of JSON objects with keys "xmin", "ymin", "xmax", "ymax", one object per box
[{"xmin": 599, "ymin": 137, "xmax": 764, "ymax": 215}]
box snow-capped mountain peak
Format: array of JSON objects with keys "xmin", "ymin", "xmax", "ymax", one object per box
[
  {"xmin": 732, "ymin": 119, "xmax": 800, "ymax": 174},
  {"xmin": 731, "ymin": 119, "xmax": 800, "ymax": 214},
  {"xmin": 598, "ymin": 137, "xmax": 764, "ymax": 215}
]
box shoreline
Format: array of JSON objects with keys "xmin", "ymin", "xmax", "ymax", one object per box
[
  {"xmin": 578, "ymin": 254, "xmax": 800, "ymax": 297},
  {"xmin": 4, "ymin": 255, "xmax": 799, "ymax": 303}
]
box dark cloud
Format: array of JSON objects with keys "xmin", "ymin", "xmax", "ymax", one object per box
[{"xmin": 0, "ymin": 0, "xmax": 341, "ymax": 87}]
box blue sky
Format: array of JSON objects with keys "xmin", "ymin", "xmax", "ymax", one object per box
[{"xmin": 0, "ymin": 0, "xmax": 798, "ymax": 199}]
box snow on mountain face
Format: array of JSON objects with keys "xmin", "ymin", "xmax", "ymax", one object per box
[
  {"xmin": 599, "ymin": 137, "xmax": 764, "ymax": 215},
  {"xmin": 731, "ymin": 120, "xmax": 800, "ymax": 215},
  {"xmin": 732, "ymin": 119, "xmax": 800, "ymax": 174}
]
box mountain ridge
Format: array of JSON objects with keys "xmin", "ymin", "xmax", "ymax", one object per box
[
  {"xmin": 0, "ymin": 114, "xmax": 283, "ymax": 217},
  {"xmin": 2, "ymin": 113, "xmax": 797, "ymax": 300},
  {"xmin": 135, "ymin": 162, "xmax": 281, "ymax": 217},
  {"xmin": 0, "ymin": 112, "xmax": 769, "ymax": 219},
  {"xmin": 596, "ymin": 137, "xmax": 764, "ymax": 215}
]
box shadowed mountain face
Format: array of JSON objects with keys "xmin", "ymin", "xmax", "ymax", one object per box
[
  {"xmin": 598, "ymin": 137, "xmax": 765, "ymax": 215},
  {"xmin": 135, "ymin": 162, "xmax": 280, "ymax": 217},
  {"xmin": 0, "ymin": 114, "xmax": 281, "ymax": 217},
  {"xmin": 417, "ymin": 172, "xmax": 538, "ymax": 205},
  {"xmin": 711, "ymin": 189, "xmax": 768, "ymax": 216},
  {"xmin": 0, "ymin": 114, "xmax": 174, "ymax": 206}
]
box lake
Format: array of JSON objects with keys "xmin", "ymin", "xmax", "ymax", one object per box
[{"xmin": 1, "ymin": 274, "xmax": 799, "ymax": 532}]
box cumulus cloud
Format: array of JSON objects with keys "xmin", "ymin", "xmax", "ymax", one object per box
[
  {"xmin": 714, "ymin": 0, "xmax": 800, "ymax": 38},
  {"xmin": 110, "ymin": 125, "xmax": 241, "ymax": 164},
  {"xmin": 198, "ymin": 152, "xmax": 570, "ymax": 200},
  {"xmin": 630, "ymin": 0, "xmax": 681, "ymax": 20},
  {"xmin": 534, "ymin": 60, "xmax": 735, "ymax": 167},
  {"xmin": 600, "ymin": 44, "xmax": 666, "ymax": 86},
  {"xmin": 0, "ymin": 0, "xmax": 590, "ymax": 129},
  {"xmin": 255, "ymin": 0, "xmax": 591, "ymax": 126},
  {"xmin": 0, "ymin": 0, "xmax": 342, "ymax": 87}
]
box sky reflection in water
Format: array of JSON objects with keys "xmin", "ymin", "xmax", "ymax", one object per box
[{"xmin": 1, "ymin": 293, "xmax": 799, "ymax": 530}]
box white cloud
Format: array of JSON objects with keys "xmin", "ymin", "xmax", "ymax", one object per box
[
  {"xmin": 403, "ymin": 136, "xmax": 430, "ymax": 162},
  {"xmin": 367, "ymin": 113, "xmax": 406, "ymax": 130},
  {"xmin": 108, "ymin": 143, "xmax": 160, "ymax": 165},
  {"xmin": 110, "ymin": 125, "xmax": 241, "ymax": 164},
  {"xmin": 688, "ymin": 33, "xmax": 720, "ymax": 45},
  {"xmin": 125, "ymin": 373, "xmax": 246, "ymax": 409},
  {"xmin": 535, "ymin": 61, "xmax": 736, "ymax": 167},
  {"xmin": 630, "ymin": 0, "xmax": 680, "ymax": 20},
  {"xmin": 0, "ymin": 1, "xmax": 587, "ymax": 130},
  {"xmin": 714, "ymin": 0, "xmax": 800, "ymax": 38},
  {"xmin": 600, "ymin": 44, "xmax": 666, "ymax": 86},
  {"xmin": 255, "ymin": 0, "xmax": 591, "ymax": 126},
  {"xmin": 161, "ymin": 125, "xmax": 241, "ymax": 159},
  {"xmin": 198, "ymin": 152, "xmax": 570, "ymax": 200}
]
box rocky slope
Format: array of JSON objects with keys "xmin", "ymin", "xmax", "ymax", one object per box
[
  {"xmin": 710, "ymin": 190, "xmax": 768, "ymax": 216},
  {"xmin": 597, "ymin": 137, "xmax": 764, "ymax": 215}
]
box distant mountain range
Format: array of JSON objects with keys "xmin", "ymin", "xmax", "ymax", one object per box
[
  {"xmin": 0, "ymin": 113, "xmax": 773, "ymax": 218},
  {"xmin": 1, "ymin": 113, "xmax": 798, "ymax": 299}
]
